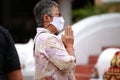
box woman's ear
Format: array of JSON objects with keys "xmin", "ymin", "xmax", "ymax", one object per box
[{"xmin": 43, "ymin": 14, "xmax": 52, "ymax": 22}]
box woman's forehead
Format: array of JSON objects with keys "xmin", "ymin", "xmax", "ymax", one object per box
[{"xmin": 51, "ymin": 6, "xmax": 60, "ymax": 14}]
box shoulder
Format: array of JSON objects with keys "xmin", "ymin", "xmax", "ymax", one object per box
[
  {"xmin": 42, "ymin": 32, "xmax": 60, "ymax": 41},
  {"xmin": 0, "ymin": 26, "xmax": 12, "ymax": 41},
  {"xmin": 0, "ymin": 26, "xmax": 9, "ymax": 49},
  {"xmin": 36, "ymin": 32, "xmax": 61, "ymax": 44},
  {"xmin": 0, "ymin": 26, "xmax": 9, "ymax": 35}
]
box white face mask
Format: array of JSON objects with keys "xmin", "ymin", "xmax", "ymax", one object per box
[{"xmin": 50, "ymin": 17, "xmax": 64, "ymax": 32}]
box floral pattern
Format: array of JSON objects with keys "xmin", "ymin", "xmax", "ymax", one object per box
[{"xmin": 34, "ymin": 28, "xmax": 76, "ymax": 80}]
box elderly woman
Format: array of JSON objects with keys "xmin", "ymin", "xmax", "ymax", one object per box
[{"xmin": 33, "ymin": 0, "xmax": 76, "ymax": 80}]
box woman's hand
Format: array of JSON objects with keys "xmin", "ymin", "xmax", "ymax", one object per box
[{"xmin": 61, "ymin": 25, "xmax": 74, "ymax": 48}]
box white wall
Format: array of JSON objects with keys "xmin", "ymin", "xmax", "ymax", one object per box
[
  {"xmin": 59, "ymin": 13, "xmax": 120, "ymax": 65},
  {"xmin": 74, "ymin": 13, "xmax": 120, "ymax": 64}
]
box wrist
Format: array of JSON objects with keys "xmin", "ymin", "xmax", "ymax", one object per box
[
  {"xmin": 66, "ymin": 44, "xmax": 73, "ymax": 48},
  {"xmin": 66, "ymin": 45, "xmax": 75, "ymax": 61},
  {"xmin": 66, "ymin": 45, "xmax": 74, "ymax": 50}
]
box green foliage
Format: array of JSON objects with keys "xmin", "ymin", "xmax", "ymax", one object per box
[{"xmin": 71, "ymin": 2, "xmax": 110, "ymax": 23}]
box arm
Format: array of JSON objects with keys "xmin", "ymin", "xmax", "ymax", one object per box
[
  {"xmin": 45, "ymin": 35, "xmax": 76, "ymax": 73},
  {"xmin": 0, "ymin": 26, "xmax": 23, "ymax": 80},
  {"xmin": 3, "ymin": 30, "xmax": 23, "ymax": 80},
  {"xmin": 6, "ymin": 69, "xmax": 23, "ymax": 80}
]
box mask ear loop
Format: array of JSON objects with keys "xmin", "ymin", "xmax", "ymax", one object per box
[
  {"xmin": 45, "ymin": 24, "xmax": 52, "ymax": 29},
  {"xmin": 47, "ymin": 23, "xmax": 59, "ymax": 35}
]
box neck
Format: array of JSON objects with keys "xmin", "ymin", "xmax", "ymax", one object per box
[{"xmin": 44, "ymin": 22, "xmax": 58, "ymax": 34}]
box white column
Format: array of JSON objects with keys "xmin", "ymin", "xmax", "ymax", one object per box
[{"xmin": 59, "ymin": 0, "xmax": 73, "ymax": 26}]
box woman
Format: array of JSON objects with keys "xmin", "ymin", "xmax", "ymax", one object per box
[{"xmin": 33, "ymin": 0, "xmax": 76, "ymax": 80}]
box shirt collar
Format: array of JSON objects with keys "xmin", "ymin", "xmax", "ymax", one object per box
[{"xmin": 36, "ymin": 28, "xmax": 50, "ymax": 33}]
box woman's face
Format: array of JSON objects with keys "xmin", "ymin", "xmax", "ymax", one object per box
[
  {"xmin": 44, "ymin": 6, "xmax": 62, "ymax": 34},
  {"xmin": 47, "ymin": 6, "xmax": 61, "ymax": 34}
]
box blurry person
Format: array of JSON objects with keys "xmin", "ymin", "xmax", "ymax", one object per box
[
  {"xmin": 0, "ymin": 25, "xmax": 23, "ymax": 80},
  {"xmin": 33, "ymin": 0, "xmax": 76, "ymax": 80}
]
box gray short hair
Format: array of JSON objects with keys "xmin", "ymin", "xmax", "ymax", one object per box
[{"xmin": 33, "ymin": 0, "xmax": 59, "ymax": 27}]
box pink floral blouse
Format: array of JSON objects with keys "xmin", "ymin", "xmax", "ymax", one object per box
[{"xmin": 34, "ymin": 28, "xmax": 76, "ymax": 80}]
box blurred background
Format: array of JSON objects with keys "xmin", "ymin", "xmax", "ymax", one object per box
[
  {"xmin": 0, "ymin": 0, "xmax": 94, "ymax": 43},
  {"xmin": 1, "ymin": 0, "xmax": 120, "ymax": 43},
  {"xmin": 1, "ymin": 0, "xmax": 120, "ymax": 80}
]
